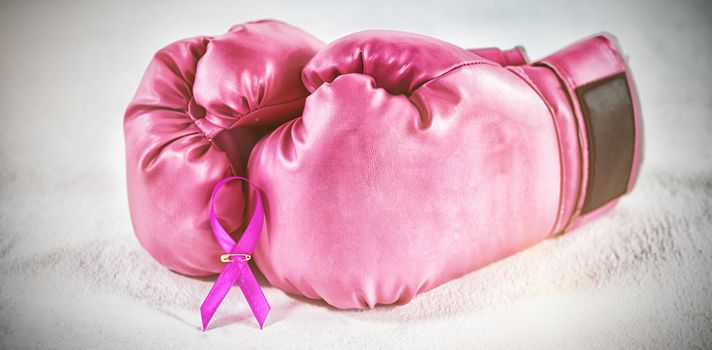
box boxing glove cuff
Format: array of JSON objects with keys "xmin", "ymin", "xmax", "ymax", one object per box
[{"xmin": 532, "ymin": 34, "xmax": 643, "ymax": 234}]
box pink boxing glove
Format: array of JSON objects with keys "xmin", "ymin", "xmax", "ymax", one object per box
[
  {"xmin": 124, "ymin": 20, "xmax": 323, "ymax": 276},
  {"xmin": 247, "ymin": 31, "xmax": 642, "ymax": 309}
]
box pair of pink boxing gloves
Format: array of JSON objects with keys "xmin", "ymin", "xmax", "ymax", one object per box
[{"xmin": 124, "ymin": 19, "xmax": 642, "ymax": 324}]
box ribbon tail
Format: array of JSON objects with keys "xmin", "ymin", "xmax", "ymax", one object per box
[
  {"xmin": 200, "ymin": 261, "xmax": 242, "ymax": 331},
  {"xmin": 236, "ymin": 261, "xmax": 271, "ymax": 329},
  {"xmin": 199, "ymin": 260, "xmax": 270, "ymax": 331}
]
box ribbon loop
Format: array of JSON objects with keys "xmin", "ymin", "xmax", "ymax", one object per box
[{"xmin": 200, "ymin": 176, "xmax": 270, "ymax": 331}]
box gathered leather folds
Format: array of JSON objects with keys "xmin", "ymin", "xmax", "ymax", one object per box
[
  {"xmin": 124, "ymin": 20, "xmax": 323, "ymax": 276},
  {"xmin": 125, "ymin": 21, "xmax": 641, "ymax": 317}
]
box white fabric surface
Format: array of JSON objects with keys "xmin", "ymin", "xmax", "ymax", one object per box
[{"xmin": 1, "ymin": 0, "xmax": 710, "ymax": 348}]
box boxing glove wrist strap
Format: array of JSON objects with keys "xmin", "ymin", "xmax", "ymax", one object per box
[{"xmin": 536, "ymin": 34, "xmax": 641, "ymax": 232}]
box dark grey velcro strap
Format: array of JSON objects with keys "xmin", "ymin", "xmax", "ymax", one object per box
[{"xmin": 575, "ymin": 72, "xmax": 635, "ymax": 214}]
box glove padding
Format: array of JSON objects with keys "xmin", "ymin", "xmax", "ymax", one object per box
[
  {"xmin": 248, "ymin": 30, "xmax": 564, "ymax": 308},
  {"xmin": 124, "ymin": 20, "xmax": 323, "ymax": 276}
]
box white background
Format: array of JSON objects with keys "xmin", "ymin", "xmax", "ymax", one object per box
[{"xmin": 1, "ymin": 0, "xmax": 711, "ymax": 348}]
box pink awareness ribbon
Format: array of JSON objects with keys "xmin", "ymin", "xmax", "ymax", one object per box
[{"xmin": 200, "ymin": 176, "xmax": 270, "ymax": 330}]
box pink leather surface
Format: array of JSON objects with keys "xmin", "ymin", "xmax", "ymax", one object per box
[
  {"xmin": 124, "ymin": 20, "xmax": 323, "ymax": 276},
  {"xmin": 514, "ymin": 65, "xmax": 581, "ymax": 235},
  {"xmin": 248, "ymin": 31, "xmax": 563, "ymax": 309}
]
